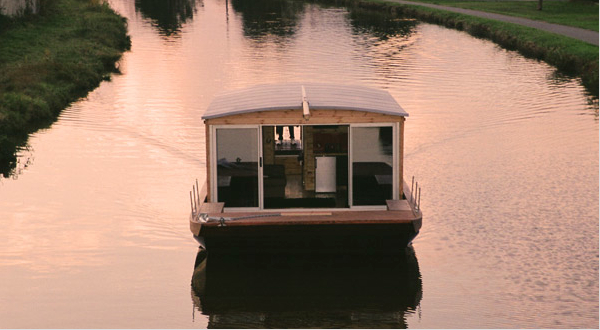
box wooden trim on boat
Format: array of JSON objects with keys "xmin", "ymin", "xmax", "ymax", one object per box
[
  {"xmin": 205, "ymin": 125, "xmax": 212, "ymax": 202},
  {"xmin": 200, "ymin": 210, "xmax": 417, "ymax": 227},
  {"xmin": 203, "ymin": 110, "xmax": 406, "ymax": 202},
  {"xmin": 205, "ymin": 109, "xmax": 404, "ymax": 126},
  {"xmin": 191, "ymin": 209, "xmax": 420, "ymax": 237},
  {"xmin": 399, "ymin": 118, "xmax": 404, "ymax": 199},
  {"xmin": 200, "ymin": 202, "xmax": 224, "ymax": 213},
  {"xmin": 190, "ymin": 193, "xmax": 422, "ymax": 236},
  {"xmin": 190, "ymin": 180, "xmax": 422, "ymax": 237}
]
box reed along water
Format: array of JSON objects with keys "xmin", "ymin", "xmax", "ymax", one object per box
[{"xmin": 0, "ymin": 0, "xmax": 597, "ymax": 327}]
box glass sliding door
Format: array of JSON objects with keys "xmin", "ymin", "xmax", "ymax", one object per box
[
  {"xmin": 351, "ymin": 125, "xmax": 394, "ymax": 206},
  {"xmin": 214, "ymin": 127, "xmax": 259, "ymax": 208}
]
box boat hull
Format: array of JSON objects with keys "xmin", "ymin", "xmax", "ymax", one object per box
[{"xmin": 196, "ymin": 220, "xmax": 420, "ymax": 255}]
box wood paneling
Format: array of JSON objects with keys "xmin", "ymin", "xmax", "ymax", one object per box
[
  {"xmin": 262, "ymin": 126, "xmax": 275, "ymax": 165},
  {"xmin": 303, "ymin": 126, "xmax": 315, "ymax": 190},
  {"xmin": 199, "ymin": 209, "xmax": 419, "ymax": 227},
  {"xmin": 200, "ymin": 202, "xmax": 225, "ymax": 214},
  {"xmin": 205, "ymin": 124, "xmax": 212, "ymax": 201},
  {"xmin": 386, "ymin": 199, "xmax": 412, "ymax": 211},
  {"xmin": 275, "ymin": 156, "xmax": 302, "ymax": 175},
  {"xmin": 204, "ymin": 110, "xmax": 407, "ymax": 203},
  {"xmin": 205, "ymin": 109, "xmax": 404, "ymax": 125},
  {"xmin": 398, "ymin": 119, "xmax": 404, "ymax": 199}
]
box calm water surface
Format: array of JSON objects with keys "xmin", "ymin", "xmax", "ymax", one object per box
[{"xmin": 0, "ymin": 0, "xmax": 598, "ymax": 328}]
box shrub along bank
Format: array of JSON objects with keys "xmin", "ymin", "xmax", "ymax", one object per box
[
  {"xmin": 318, "ymin": 0, "xmax": 599, "ymax": 97},
  {"xmin": 0, "ymin": 0, "xmax": 130, "ymax": 177}
]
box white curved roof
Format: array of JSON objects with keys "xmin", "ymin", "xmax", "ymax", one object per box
[{"xmin": 202, "ymin": 83, "xmax": 408, "ymax": 119}]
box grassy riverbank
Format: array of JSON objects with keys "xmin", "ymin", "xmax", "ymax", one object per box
[
  {"xmin": 398, "ymin": 0, "xmax": 599, "ymax": 31},
  {"xmin": 322, "ymin": 0, "xmax": 598, "ymax": 97},
  {"xmin": 0, "ymin": 0, "xmax": 130, "ymax": 176}
]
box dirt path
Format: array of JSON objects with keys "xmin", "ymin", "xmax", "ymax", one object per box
[{"xmin": 387, "ymin": 0, "xmax": 599, "ymax": 45}]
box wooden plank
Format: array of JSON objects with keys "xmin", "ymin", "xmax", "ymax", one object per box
[
  {"xmin": 386, "ymin": 199, "xmax": 412, "ymax": 211},
  {"xmin": 201, "ymin": 210, "xmax": 419, "ymax": 227},
  {"xmin": 189, "ymin": 213, "xmax": 201, "ymax": 236},
  {"xmin": 263, "ymin": 126, "xmax": 275, "ymax": 164},
  {"xmin": 205, "ymin": 109, "xmax": 403, "ymax": 125},
  {"xmin": 282, "ymin": 212, "xmax": 333, "ymax": 216},
  {"xmin": 208, "ymin": 109, "xmax": 399, "ymax": 119},
  {"xmin": 398, "ymin": 118, "xmax": 404, "ymax": 199},
  {"xmin": 200, "ymin": 202, "xmax": 225, "ymax": 214},
  {"xmin": 312, "ymin": 109, "xmax": 402, "ymax": 119},
  {"xmin": 303, "ymin": 126, "xmax": 315, "ymax": 190},
  {"xmin": 274, "ymin": 156, "xmax": 302, "ymax": 174},
  {"xmin": 205, "ymin": 123, "xmax": 212, "ymax": 202},
  {"xmin": 207, "ymin": 117, "xmax": 402, "ymax": 125}
]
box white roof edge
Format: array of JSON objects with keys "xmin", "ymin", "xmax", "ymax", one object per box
[{"xmin": 202, "ymin": 83, "xmax": 408, "ymax": 120}]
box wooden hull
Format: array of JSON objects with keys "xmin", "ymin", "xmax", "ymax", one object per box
[
  {"xmin": 193, "ymin": 213, "xmax": 421, "ymax": 255},
  {"xmin": 190, "ymin": 180, "xmax": 422, "ymax": 255}
]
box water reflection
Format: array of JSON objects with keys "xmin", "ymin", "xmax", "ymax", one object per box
[
  {"xmin": 347, "ymin": 7, "xmax": 417, "ymax": 41},
  {"xmin": 0, "ymin": 143, "xmax": 33, "ymax": 179},
  {"xmin": 135, "ymin": 0, "xmax": 201, "ymax": 36},
  {"xmin": 191, "ymin": 248, "xmax": 422, "ymax": 328},
  {"xmin": 0, "ymin": 141, "xmax": 21, "ymax": 178},
  {"xmin": 231, "ymin": 0, "xmax": 305, "ymax": 40}
]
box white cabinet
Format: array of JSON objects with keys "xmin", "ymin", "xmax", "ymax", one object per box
[{"xmin": 315, "ymin": 156, "xmax": 336, "ymax": 193}]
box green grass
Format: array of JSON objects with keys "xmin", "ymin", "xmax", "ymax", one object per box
[
  {"xmin": 403, "ymin": 0, "xmax": 599, "ymax": 31},
  {"xmin": 0, "ymin": 0, "xmax": 130, "ymax": 177}
]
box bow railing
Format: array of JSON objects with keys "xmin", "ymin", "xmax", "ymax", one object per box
[{"xmin": 410, "ymin": 176, "xmax": 421, "ymax": 212}]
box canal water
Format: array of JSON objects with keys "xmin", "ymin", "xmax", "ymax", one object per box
[{"xmin": 0, "ymin": 0, "xmax": 597, "ymax": 328}]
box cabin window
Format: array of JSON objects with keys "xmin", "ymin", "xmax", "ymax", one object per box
[
  {"xmin": 351, "ymin": 126, "xmax": 394, "ymax": 206},
  {"xmin": 262, "ymin": 125, "xmax": 348, "ymax": 209},
  {"xmin": 215, "ymin": 127, "xmax": 259, "ymax": 207},
  {"xmin": 212, "ymin": 123, "xmax": 397, "ymax": 210}
]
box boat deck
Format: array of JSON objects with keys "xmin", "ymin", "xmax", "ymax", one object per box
[{"xmin": 190, "ymin": 199, "xmax": 421, "ymax": 236}]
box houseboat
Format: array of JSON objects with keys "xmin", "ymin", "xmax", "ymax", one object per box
[{"xmin": 189, "ymin": 83, "xmax": 422, "ymax": 254}]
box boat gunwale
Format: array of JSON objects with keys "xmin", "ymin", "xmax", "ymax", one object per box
[
  {"xmin": 189, "ymin": 180, "xmax": 422, "ymax": 237},
  {"xmin": 194, "ymin": 209, "xmax": 421, "ymax": 227}
]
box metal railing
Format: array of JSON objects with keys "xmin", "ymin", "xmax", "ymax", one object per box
[
  {"xmin": 189, "ymin": 179, "xmax": 202, "ymax": 219},
  {"xmin": 410, "ymin": 176, "xmax": 421, "ymax": 212}
]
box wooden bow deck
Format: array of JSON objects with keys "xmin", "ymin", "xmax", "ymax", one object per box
[{"xmin": 190, "ymin": 186, "xmax": 422, "ymax": 254}]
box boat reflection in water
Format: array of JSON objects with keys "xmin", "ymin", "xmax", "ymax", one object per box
[{"xmin": 191, "ymin": 248, "xmax": 422, "ymax": 328}]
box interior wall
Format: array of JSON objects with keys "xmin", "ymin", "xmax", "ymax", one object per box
[{"xmin": 262, "ymin": 126, "xmax": 275, "ymax": 165}]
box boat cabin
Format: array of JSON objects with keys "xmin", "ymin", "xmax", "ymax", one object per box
[{"xmin": 202, "ymin": 83, "xmax": 409, "ymax": 211}]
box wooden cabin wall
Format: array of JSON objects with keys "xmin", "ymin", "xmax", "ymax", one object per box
[
  {"xmin": 262, "ymin": 126, "xmax": 275, "ymax": 165},
  {"xmin": 275, "ymin": 156, "xmax": 302, "ymax": 175},
  {"xmin": 204, "ymin": 110, "xmax": 406, "ymax": 202},
  {"xmin": 205, "ymin": 123, "xmax": 212, "ymax": 202},
  {"xmin": 303, "ymin": 124, "xmax": 349, "ymax": 191},
  {"xmin": 303, "ymin": 126, "xmax": 315, "ymax": 191},
  {"xmin": 399, "ymin": 118, "xmax": 404, "ymax": 200}
]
